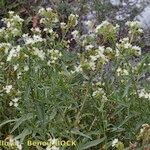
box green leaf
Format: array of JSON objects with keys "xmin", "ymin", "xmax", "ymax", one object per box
[
  {"xmin": 118, "ymin": 115, "xmax": 133, "ymax": 128},
  {"xmin": 71, "ymin": 128, "xmax": 92, "ymax": 140},
  {"xmin": 11, "ymin": 113, "xmax": 34, "ymax": 133},
  {"xmin": 77, "ymin": 137, "xmax": 105, "ymax": 150},
  {"xmin": 0, "ymin": 119, "xmax": 17, "ymax": 128},
  {"xmin": 14, "ymin": 128, "xmax": 32, "ymax": 143},
  {"xmin": 0, "ymin": 0, "xmax": 5, "ymax": 7},
  {"xmin": 49, "ymin": 109, "xmax": 57, "ymax": 120},
  {"xmin": 122, "ymin": 82, "xmax": 131, "ymax": 98}
]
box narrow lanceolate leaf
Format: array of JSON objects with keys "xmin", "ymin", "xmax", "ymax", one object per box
[
  {"xmin": 11, "ymin": 113, "xmax": 34, "ymax": 133},
  {"xmin": 71, "ymin": 128, "xmax": 92, "ymax": 140},
  {"xmin": 0, "ymin": 119, "xmax": 17, "ymax": 127},
  {"xmin": 14, "ymin": 128, "xmax": 32, "ymax": 142},
  {"xmin": 77, "ymin": 137, "xmax": 105, "ymax": 150}
]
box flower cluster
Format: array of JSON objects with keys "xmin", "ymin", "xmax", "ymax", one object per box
[
  {"xmin": 71, "ymin": 30, "xmax": 79, "ymax": 40},
  {"xmin": 116, "ymin": 67, "xmax": 129, "ymax": 76},
  {"xmin": 138, "ymin": 89, "xmax": 150, "ymax": 100},
  {"xmin": 47, "ymin": 49, "xmax": 62, "ymax": 65},
  {"xmin": 92, "ymin": 88, "xmax": 108, "ymax": 101},
  {"xmin": 3, "ymin": 85, "xmax": 13, "ymax": 94},
  {"xmin": 72, "ymin": 46, "xmax": 111, "ymax": 73},
  {"xmin": 8, "ymin": 135, "xmax": 22, "ymax": 150},
  {"xmin": 137, "ymin": 124, "xmax": 150, "ymax": 148},
  {"xmin": 46, "ymin": 138, "xmax": 59, "ymax": 150},
  {"xmin": 84, "ymin": 20, "xmax": 95, "ymax": 33},
  {"xmin": 0, "ymin": 43, "xmax": 11, "ymax": 54},
  {"xmin": 112, "ymin": 138, "xmax": 118, "ymax": 147},
  {"xmin": 116, "ymin": 37, "xmax": 141, "ymax": 56},
  {"xmin": 38, "ymin": 7, "xmax": 59, "ymax": 27},
  {"xmin": 111, "ymin": 139, "xmax": 124, "ymax": 149},
  {"xmin": 126, "ymin": 21, "xmax": 143, "ymax": 35},
  {"xmin": 23, "ymin": 34, "xmax": 45, "ymax": 45},
  {"xmin": 7, "ymin": 45, "xmax": 21, "ymax": 61},
  {"xmin": 33, "ymin": 47, "xmax": 45, "ymax": 60},
  {"xmin": 9, "ymin": 97, "xmax": 20, "ymax": 107},
  {"xmin": 3, "ymin": 85, "xmax": 20, "ymax": 108},
  {"xmin": 68, "ymin": 14, "xmax": 78, "ymax": 27},
  {"xmin": 95, "ymin": 20, "xmax": 119, "ymax": 39},
  {"xmin": 89, "ymin": 46, "xmax": 109, "ymax": 69},
  {"xmin": 1, "ymin": 11, "xmax": 23, "ymax": 39}
]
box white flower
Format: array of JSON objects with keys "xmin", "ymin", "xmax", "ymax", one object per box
[
  {"xmin": 44, "ymin": 28, "xmax": 54, "ymax": 34},
  {"xmin": 46, "ymin": 7, "xmax": 53, "ymax": 12},
  {"xmin": 15, "ymin": 140, "xmax": 22, "ymax": 150},
  {"xmin": 138, "ymin": 89, "xmax": 150, "ymax": 100},
  {"xmin": 25, "ymin": 35, "xmax": 44, "ymax": 45},
  {"xmin": 46, "ymin": 138, "xmax": 59, "ymax": 150},
  {"xmin": 12, "ymin": 98, "xmax": 19, "ymax": 103},
  {"xmin": 92, "ymin": 88, "xmax": 108, "ymax": 100},
  {"xmin": 24, "ymin": 65, "xmax": 29, "ymax": 71},
  {"xmin": 84, "ymin": 20, "xmax": 94, "ymax": 28},
  {"xmin": 144, "ymin": 93, "xmax": 150, "ymax": 99},
  {"xmin": 49, "ymin": 29, "xmax": 54, "ymax": 34},
  {"xmin": 13, "ymin": 15, "xmax": 24, "ymax": 22},
  {"xmin": 47, "ymin": 61, "xmax": 51, "ymax": 66},
  {"xmin": 13, "ymin": 64, "xmax": 19, "ymax": 71},
  {"xmin": 33, "ymin": 35, "xmax": 44, "ymax": 42},
  {"xmin": 90, "ymin": 55, "xmax": 98, "ymax": 62},
  {"xmin": 117, "ymin": 67, "xmax": 122, "ymax": 73},
  {"xmin": 116, "ymin": 67, "xmax": 129, "ymax": 76},
  {"xmin": 125, "ymin": 21, "xmax": 140, "ymax": 27},
  {"xmin": 95, "ymin": 21, "xmax": 110, "ymax": 33},
  {"xmin": 98, "ymin": 46, "xmax": 105, "ymax": 53},
  {"xmin": 140, "ymin": 128, "xmax": 144, "ymax": 134},
  {"xmin": 71, "ymin": 30, "xmax": 79, "ymax": 39},
  {"xmin": 88, "ymin": 60, "xmax": 96, "ymax": 71},
  {"xmin": 0, "ymin": 43, "xmax": 11, "ymax": 54},
  {"xmin": 138, "ymin": 28, "xmax": 143, "ymax": 33},
  {"xmin": 12, "ymin": 28, "xmax": 20, "ymax": 37},
  {"xmin": 132, "ymin": 46, "xmax": 141, "ymax": 56},
  {"xmin": 9, "ymin": 101, "xmax": 13, "ymax": 106},
  {"xmin": 38, "ymin": 7, "xmax": 45, "ymax": 14},
  {"xmin": 68, "ymin": 14, "xmax": 78, "ymax": 26},
  {"xmin": 115, "ymin": 24, "xmax": 120, "ymax": 29},
  {"xmin": 6, "ymin": 22, "xmax": 11, "ymax": 28},
  {"xmin": 60, "ymin": 22, "xmax": 67, "ymax": 29},
  {"xmin": 8, "ymin": 11, "xmax": 14, "ymax": 15},
  {"xmin": 96, "ymin": 46, "xmax": 108, "ymax": 63},
  {"xmin": 126, "ymin": 21, "xmax": 143, "ymax": 34},
  {"xmin": 17, "ymin": 72, "xmax": 22, "ymax": 79},
  {"xmin": 9, "ymin": 136, "xmax": 22, "ymax": 150},
  {"xmin": 123, "ymin": 69, "xmax": 129, "ymax": 75},
  {"xmin": 31, "ymin": 27, "xmax": 41, "ymax": 33},
  {"xmin": 85, "ymin": 45, "xmax": 94, "ymax": 51},
  {"xmin": 4, "ymin": 85, "xmax": 12, "ymax": 93},
  {"xmin": 9, "ymin": 97, "xmax": 20, "ymax": 107},
  {"xmin": 115, "ymin": 48, "xmax": 120, "ymax": 56},
  {"xmin": 69, "ymin": 14, "xmax": 78, "ymax": 19},
  {"xmin": 14, "ymin": 103, "xmax": 19, "ymax": 107},
  {"xmin": 7, "ymin": 45, "xmax": 21, "ymax": 61},
  {"xmin": 120, "ymin": 37, "xmax": 129, "ymax": 43},
  {"xmin": 33, "ymin": 48, "xmax": 45, "ymax": 60},
  {"xmin": 112, "ymin": 138, "xmax": 118, "ymax": 147},
  {"xmin": 48, "ymin": 49, "xmax": 62, "ymax": 64},
  {"xmin": 124, "ymin": 43, "xmax": 132, "ymax": 49},
  {"xmin": 106, "ymin": 47, "xmax": 113, "ymax": 52}
]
